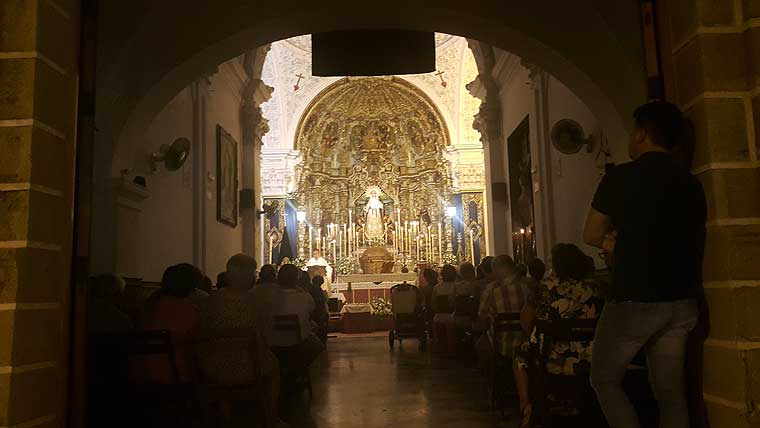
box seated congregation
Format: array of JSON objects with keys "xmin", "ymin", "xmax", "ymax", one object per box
[
  {"xmin": 87, "ymin": 254, "xmax": 327, "ymax": 428},
  {"xmin": 416, "ymin": 244, "xmax": 634, "ymax": 427}
]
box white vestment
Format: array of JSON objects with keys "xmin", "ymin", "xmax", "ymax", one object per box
[{"xmin": 305, "ymin": 257, "xmax": 333, "ymax": 292}]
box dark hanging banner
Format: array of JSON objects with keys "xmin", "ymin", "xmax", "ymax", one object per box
[{"xmin": 312, "ymin": 30, "xmax": 435, "ymax": 76}]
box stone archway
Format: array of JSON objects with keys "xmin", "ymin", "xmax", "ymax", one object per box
[{"xmin": 97, "ymin": 1, "xmax": 646, "ymax": 167}]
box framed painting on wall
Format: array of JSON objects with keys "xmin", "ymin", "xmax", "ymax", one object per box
[{"xmin": 216, "ymin": 125, "xmax": 238, "ymax": 227}]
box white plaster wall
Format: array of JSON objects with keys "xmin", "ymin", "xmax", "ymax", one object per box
[
  {"xmin": 203, "ymin": 64, "xmax": 245, "ymax": 279},
  {"xmin": 115, "ymin": 87, "xmax": 195, "ymax": 281},
  {"xmin": 113, "ymin": 60, "xmax": 246, "ymax": 281},
  {"xmin": 499, "ymin": 66, "xmax": 609, "ymax": 267},
  {"xmin": 546, "ymin": 78, "xmax": 605, "ymax": 266}
]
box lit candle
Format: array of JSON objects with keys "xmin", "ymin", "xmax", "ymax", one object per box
[
  {"xmin": 317, "ymin": 228, "xmax": 321, "ymax": 251},
  {"xmin": 309, "ymin": 225, "xmax": 313, "ymax": 257},
  {"xmin": 338, "ymin": 230, "xmax": 342, "ymax": 260},
  {"xmin": 438, "ymin": 223, "xmax": 443, "ymax": 265},
  {"xmin": 405, "ymin": 221, "xmax": 410, "ymax": 255}
]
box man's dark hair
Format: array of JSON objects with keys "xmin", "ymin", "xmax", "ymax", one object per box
[
  {"xmin": 459, "ymin": 262, "xmax": 476, "ymax": 280},
  {"xmin": 216, "ymin": 271, "xmax": 229, "ymax": 289},
  {"xmin": 552, "ymin": 244, "xmax": 593, "ymax": 282},
  {"xmin": 633, "ymin": 101, "xmax": 686, "ymax": 150},
  {"xmin": 440, "ymin": 264, "xmax": 458, "ymax": 282},
  {"xmin": 259, "ymin": 264, "xmax": 277, "ymax": 283},
  {"xmin": 477, "ymin": 256, "xmax": 494, "ymax": 279},
  {"xmin": 312, "ymin": 275, "xmax": 325, "ymax": 288},
  {"xmin": 160, "ymin": 263, "xmax": 201, "ymax": 298},
  {"xmin": 527, "ymin": 258, "xmax": 546, "ymax": 281},
  {"xmin": 277, "ymin": 264, "xmax": 300, "ymax": 289},
  {"xmin": 491, "ymin": 254, "xmax": 516, "ymax": 274},
  {"xmin": 422, "ymin": 268, "xmax": 438, "ymax": 287}
]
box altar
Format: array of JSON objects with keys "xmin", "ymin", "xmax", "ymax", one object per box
[{"xmin": 334, "ymin": 273, "xmax": 417, "ymax": 304}]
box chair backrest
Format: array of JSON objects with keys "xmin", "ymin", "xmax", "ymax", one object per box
[
  {"xmin": 391, "ymin": 284, "xmax": 418, "ymax": 314},
  {"xmin": 535, "ymin": 318, "xmax": 597, "ymax": 342},
  {"xmin": 491, "ymin": 312, "xmax": 522, "ymax": 333},
  {"xmin": 196, "ymin": 328, "xmax": 262, "ymax": 383},
  {"xmin": 272, "ymin": 314, "xmax": 302, "ymax": 345},
  {"xmin": 93, "ymin": 329, "xmax": 180, "ymax": 384},
  {"xmin": 454, "ymin": 295, "xmax": 478, "ymax": 317},
  {"xmin": 328, "ymin": 297, "xmax": 341, "ymax": 313},
  {"xmin": 434, "ymin": 295, "xmax": 453, "ymax": 313}
]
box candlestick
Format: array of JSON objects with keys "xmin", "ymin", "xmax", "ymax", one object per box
[
  {"xmin": 269, "ymin": 235, "xmax": 274, "ymax": 265},
  {"xmin": 469, "ymin": 229, "xmax": 475, "ymax": 264},
  {"xmin": 438, "ymin": 223, "xmax": 443, "ymax": 265},
  {"xmin": 308, "ymin": 226, "xmax": 313, "ymax": 257},
  {"xmin": 317, "ymin": 228, "xmax": 321, "ymax": 252}
]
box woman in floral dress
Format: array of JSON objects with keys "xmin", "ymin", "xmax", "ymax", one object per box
[{"xmin": 514, "ymin": 244, "xmax": 603, "ymax": 427}]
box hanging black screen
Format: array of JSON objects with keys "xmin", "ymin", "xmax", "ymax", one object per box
[{"xmin": 312, "ymin": 30, "xmax": 436, "ymax": 77}]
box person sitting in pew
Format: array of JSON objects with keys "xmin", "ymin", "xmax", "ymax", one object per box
[
  {"xmin": 270, "ymin": 264, "xmax": 325, "ymax": 379},
  {"xmin": 514, "ymin": 244, "xmax": 603, "ymax": 427}
]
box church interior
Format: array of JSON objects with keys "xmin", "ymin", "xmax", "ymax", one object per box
[{"xmin": 1, "ymin": 2, "xmax": 759, "ymax": 428}]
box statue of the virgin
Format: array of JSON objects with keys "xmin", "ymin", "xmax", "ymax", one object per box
[{"xmin": 363, "ymin": 186, "xmax": 385, "ymax": 242}]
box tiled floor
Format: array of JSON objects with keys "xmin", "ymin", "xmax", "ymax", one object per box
[{"xmin": 281, "ymin": 336, "xmax": 511, "ymax": 427}]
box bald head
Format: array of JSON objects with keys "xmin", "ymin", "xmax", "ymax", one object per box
[{"xmin": 226, "ymin": 253, "xmax": 257, "ymax": 290}]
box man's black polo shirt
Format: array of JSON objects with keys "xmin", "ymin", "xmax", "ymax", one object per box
[{"xmin": 591, "ymin": 152, "xmax": 706, "ymax": 302}]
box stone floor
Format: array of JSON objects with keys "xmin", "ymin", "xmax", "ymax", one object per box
[{"xmin": 281, "ymin": 336, "xmax": 512, "ymax": 428}]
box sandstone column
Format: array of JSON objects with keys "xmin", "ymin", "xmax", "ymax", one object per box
[
  {"xmin": 0, "ymin": 1, "xmax": 81, "ymax": 427},
  {"xmin": 665, "ymin": 1, "xmax": 760, "ymax": 426}
]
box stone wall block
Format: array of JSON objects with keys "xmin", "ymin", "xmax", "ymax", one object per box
[
  {"xmin": 698, "ymin": 168, "xmax": 760, "ymax": 220},
  {"xmin": 36, "ymin": 0, "xmax": 77, "ymax": 73},
  {"xmin": 0, "ymin": 248, "xmax": 66, "ymax": 304},
  {"xmin": 687, "ymin": 98, "xmax": 750, "ymax": 167},
  {"xmin": 703, "ymin": 225, "xmax": 760, "ymax": 282},
  {"xmin": 675, "ymin": 34, "xmax": 750, "ymax": 105},
  {"xmin": 745, "ymin": 0, "xmax": 760, "ymax": 20},
  {"xmin": 669, "ymin": 0, "xmax": 699, "ymax": 46},
  {"xmin": 0, "ymin": 58, "xmax": 35, "ymax": 121},
  {"xmin": 705, "ymin": 400, "xmax": 751, "ymax": 428},
  {"xmin": 0, "ymin": 126, "xmax": 70, "ymax": 191},
  {"xmin": 735, "ymin": 287, "xmax": 760, "ymax": 340},
  {"xmin": 699, "ymin": 0, "xmax": 737, "ymax": 26},
  {"xmin": 703, "ymin": 345, "xmax": 747, "ymax": 402},
  {"xmin": 753, "ymin": 93, "xmax": 760, "ymax": 156},
  {"xmin": 0, "ymin": 0, "xmax": 39, "ymax": 52},
  {"xmin": 33, "ymin": 60, "xmax": 76, "ymax": 134},
  {"xmin": 704, "ymin": 288, "xmax": 738, "ymax": 341},
  {"xmin": 10, "ymin": 309, "xmax": 60, "ymax": 366},
  {"xmin": 0, "ymin": 308, "xmax": 58, "ymax": 367},
  {"xmin": 0, "ymin": 191, "xmax": 66, "ymax": 244},
  {"xmin": 746, "ymin": 27, "xmax": 760, "ymax": 91},
  {"xmin": 0, "ymin": 367, "xmax": 59, "ymax": 426},
  {"xmin": 0, "ymin": 311, "xmax": 14, "ymax": 366},
  {"xmin": 0, "ymin": 191, "xmax": 29, "ymax": 242}
]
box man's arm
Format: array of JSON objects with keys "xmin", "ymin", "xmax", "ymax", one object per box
[{"xmin": 583, "ymin": 207, "xmax": 612, "ymax": 249}]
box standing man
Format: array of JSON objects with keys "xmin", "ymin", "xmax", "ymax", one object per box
[
  {"xmin": 305, "ymin": 249, "xmax": 333, "ymax": 286},
  {"xmin": 584, "ymin": 101, "xmax": 706, "ymax": 428}
]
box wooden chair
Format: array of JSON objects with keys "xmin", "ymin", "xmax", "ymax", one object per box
[
  {"xmin": 195, "ymin": 328, "xmax": 268, "ymax": 428},
  {"xmin": 489, "ymin": 312, "xmax": 523, "ymax": 412},
  {"xmin": 531, "ymin": 318, "xmax": 601, "ymax": 427},
  {"xmin": 271, "ymin": 314, "xmax": 313, "ymax": 399},
  {"xmin": 91, "ymin": 330, "xmax": 198, "ymax": 428}
]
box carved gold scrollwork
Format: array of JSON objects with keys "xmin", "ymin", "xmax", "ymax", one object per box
[{"xmin": 293, "ymin": 77, "xmax": 454, "ymax": 232}]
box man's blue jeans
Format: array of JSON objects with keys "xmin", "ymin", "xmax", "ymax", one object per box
[{"xmin": 590, "ymin": 299, "xmax": 698, "ymax": 428}]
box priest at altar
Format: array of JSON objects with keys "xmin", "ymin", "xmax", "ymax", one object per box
[{"xmin": 305, "ymin": 249, "xmax": 333, "ymax": 292}]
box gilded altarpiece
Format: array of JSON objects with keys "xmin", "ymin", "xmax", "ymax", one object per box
[
  {"xmin": 462, "ymin": 192, "xmax": 486, "ymax": 264},
  {"xmin": 292, "ymin": 77, "xmax": 455, "ymax": 258}
]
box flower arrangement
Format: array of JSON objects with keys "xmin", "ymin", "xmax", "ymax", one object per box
[
  {"xmin": 442, "ymin": 252, "xmax": 458, "ymax": 266},
  {"xmin": 336, "ymin": 258, "xmax": 355, "ymax": 275},
  {"xmin": 291, "ymin": 257, "xmax": 307, "ymax": 269},
  {"xmin": 370, "ymin": 297, "xmax": 393, "ymax": 317}
]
